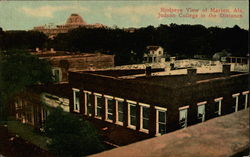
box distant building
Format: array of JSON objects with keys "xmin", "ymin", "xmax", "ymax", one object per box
[
  {"xmin": 33, "ymin": 13, "xmax": 106, "ymax": 38},
  {"xmin": 31, "ymin": 49, "xmax": 115, "ymax": 82},
  {"xmin": 68, "ymin": 65, "xmax": 248, "ymax": 138},
  {"xmin": 222, "ymin": 56, "xmax": 249, "ymax": 72},
  {"xmin": 143, "ymin": 46, "xmax": 166, "ymax": 63},
  {"xmin": 123, "ymin": 27, "xmax": 138, "ymax": 33}
]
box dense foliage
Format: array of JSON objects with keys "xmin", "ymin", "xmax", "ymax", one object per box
[
  {"xmin": 51, "ymin": 24, "xmax": 248, "ymax": 64},
  {"xmin": 44, "ymin": 107, "xmax": 104, "ymax": 157},
  {"xmin": 0, "ymin": 50, "xmax": 53, "ymax": 121},
  {"xmin": 0, "ymin": 24, "xmax": 248, "ymax": 65},
  {"xmin": 0, "ymin": 30, "xmax": 47, "ymax": 50}
]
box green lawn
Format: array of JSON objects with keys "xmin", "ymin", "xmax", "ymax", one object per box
[{"xmin": 6, "ymin": 120, "xmax": 49, "ymax": 150}]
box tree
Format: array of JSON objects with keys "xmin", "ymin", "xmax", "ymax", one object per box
[
  {"xmin": 0, "ymin": 27, "xmax": 5, "ymax": 50},
  {"xmin": 0, "ymin": 50, "xmax": 53, "ymax": 121},
  {"xmin": 44, "ymin": 107, "xmax": 104, "ymax": 157},
  {"xmin": 3, "ymin": 30, "xmax": 48, "ymax": 50}
]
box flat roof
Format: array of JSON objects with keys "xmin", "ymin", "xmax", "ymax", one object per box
[
  {"xmin": 32, "ymin": 51, "xmax": 113, "ymax": 58},
  {"xmin": 90, "ymin": 109, "xmax": 249, "ymax": 157},
  {"xmin": 76, "ymin": 69, "xmax": 245, "ymax": 88}
]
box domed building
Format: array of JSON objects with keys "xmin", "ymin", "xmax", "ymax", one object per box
[
  {"xmin": 33, "ymin": 13, "xmax": 106, "ymax": 38},
  {"xmin": 65, "ymin": 13, "xmax": 86, "ymax": 26}
]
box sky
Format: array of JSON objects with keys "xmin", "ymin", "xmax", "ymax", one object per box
[{"xmin": 0, "ymin": 1, "xmax": 249, "ymax": 30}]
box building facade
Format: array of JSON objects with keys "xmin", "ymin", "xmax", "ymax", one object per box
[
  {"xmin": 32, "ymin": 50, "xmax": 115, "ymax": 82},
  {"xmin": 13, "ymin": 64, "xmax": 249, "ymax": 145},
  {"xmin": 68, "ymin": 65, "xmax": 249, "ymax": 137},
  {"xmin": 33, "ymin": 13, "xmax": 106, "ymax": 38},
  {"xmin": 143, "ymin": 46, "xmax": 166, "ymax": 63}
]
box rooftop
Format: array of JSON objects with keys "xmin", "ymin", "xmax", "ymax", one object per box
[
  {"xmin": 76, "ymin": 69, "xmax": 245, "ymax": 89},
  {"xmin": 31, "ymin": 50, "xmax": 112, "ymax": 58},
  {"xmin": 90, "ymin": 109, "xmax": 249, "ymax": 157}
]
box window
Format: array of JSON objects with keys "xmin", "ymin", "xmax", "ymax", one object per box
[
  {"xmin": 73, "ymin": 88, "xmax": 80, "ymax": 112},
  {"xmin": 115, "ymin": 97, "xmax": 124, "ymax": 125},
  {"xmin": 15, "ymin": 98, "xmax": 22, "ymax": 110},
  {"xmin": 197, "ymin": 101, "xmax": 206, "ymax": 122},
  {"xmin": 139, "ymin": 103, "xmax": 150, "ymax": 133},
  {"xmin": 15, "ymin": 99, "xmax": 22, "ymax": 119},
  {"xmin": 153, "ymin": 57, "xmax": 156, "ymax": 62},
  {"xmin": 41, "ymin": 108, "xmax": 50, "ymax": 122},
  {"xmin": 179, "ymin": 106, "xmax": 189, "ymax": 128},
  {"xmin": 242, "ymin": 91, "xmax": 249, "ymax": 109},
  {"xmin": 52, "ymin": 68, "xmax": 61, "ymax": 82},
  {"xmin": 155, "ymin": 106, "xmax": 167, "ymax": 136},
  {"xmin": 214, "ymin": 97, "xmax": 223, "ymax": 116},
  {"xmin": 94, "ymin": 93, "xmax": 102, "ymax": 118},
  {"xmin": 84, "ymin": 90, "xmax": 92, "ymax": 116},
  {"xmin": 105, "ymin": 95, "xmax": 114, "ymax": 122},
  {"xmin": 127, "ymin": 100, "xmax": 137, "ymax": 129},
  {"xmin": 232, "ymin": 93, "xmax": 240, "ymax": 112}
]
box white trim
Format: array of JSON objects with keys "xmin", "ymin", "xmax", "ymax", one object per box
[
  {"xmin": 179, "ymin": 105, "xmax": 189, "ymax": 110},
  {"xmin": 214, "ymin": 98, "xmax": 222, "ymax": 116},
  {"xmin": 104, "ymin": 95, "xmax": 113, "ymax": 99},
  {"xmin": 154, "ymin": 106, "xmax": 167, "ymax": 111},
  {"xmin": 139, "ymin": 102, "xmax": 150, "ymax": 108},
  {"xmin": 115, "ymin": 99, "xmax": 124, "ymax": 126},
  {"xmin": 83, "ymin": 90, "xmax": 91, "ymax": 94},
  {"xmin": 105, "ymin": 97, "xmax": 114, "ymax": 122},
  {"xmin": 73, "ymin": 90, "xmax": 80, "ymax": 113},
  {"xmin": 139, "ymin": 104, "xmax": 150, "ymax": 133},
  {"xmin": 52, "ymin": 67, "xmax": 62, "ymax": 82},
  {"xmin": 232, "ymin": 93, "xmax": 240, "ymax": 97},
  {"xmin": 127, "ymin": 125, "xmax": 136, "ymax": 130},
  {"xmin": 140, "ymin": 129, "xmax": 149, "ymax": 134},
  {"xmin": 232, "ymin": 95, "xmax": 239, "ymax": 112},
  {"xmin": 114, "ymin": 97, "xmax": 124, "ymax": 101},
  {"xmin": 126, "ymin": 100, "xmax": 137, "ymax": 104},
  {"xmin": 197, "ymin": 101, "xmax": 207, "ymax": 106},
  {"xmin": 155, "ymin": 108, "xmax": 167, "ymax": 136},
  {"xmin": 197, "ymin": 104, "xmax": 205, "ymax": 122},
  {"xmin": 214, "ymin": 97, "xmax": 223, "ymax": 102},
  {"xmin": 72, "ymin": 88, "xmax": 80, "ymax": 92},
  {"xmin": 93, "ymin": 92, "xmax": 102, "ymax": 97},
  {"xmin": 84, "ymin": 92, "xmax": 92, "ymax": 116},
  {"xmin": 244, "ymin": 93, "xmax": 248, "ymax": 109},
  {"xmin": 127, "ymin": 102, "xmax": 137, "ymax": 130},
  {"xmin": 94, "ymin": 94, "xmax": 102, "ymax": 119},
  {"xmin": 84, "ymin": 92, "xmax": 87, "ymax": 115},
  {"xmin": 179, "ymin": 107, "xmax": 188, "ymax": 128},
  {"xmin": 242, "ymin": 91, "xmax": 249, "ymax": 95}
]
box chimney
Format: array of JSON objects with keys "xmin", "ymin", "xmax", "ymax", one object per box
[
  {"xmin": 187, "ymin": 68, "xmax": 197, "ymax": 83},
  {"xmin": 170, "ymin": 63, "xmax": 175, "ymax": 70},
  {"xmin": 145, "ymin": 66, "xmax": 152, "ymax": 77},
  {"xmin": 170, "ymin": 57, "xmax": 176, "ymax": 63},
  {"xmin": 222, "ymin": 64, "xmax": 231, "ymax": 76},
  {"xmin": 50, "ymin": 48, "xmax": 55, "ymax": 53},
  {"xmin": 35, "ymin": 47, "xmax": 40, "ymax": 52}
]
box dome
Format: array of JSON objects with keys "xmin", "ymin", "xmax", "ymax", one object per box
[{"xmin": 65, "ymin": 14, "xmax": 86, "ymax": 26}]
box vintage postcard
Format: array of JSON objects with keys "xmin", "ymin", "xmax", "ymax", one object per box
[{"xmin": 0, "ymin": 1, "xmax": 249, "ymax": 157}]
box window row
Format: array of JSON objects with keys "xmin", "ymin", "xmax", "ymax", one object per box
[
  {"xmin": 72, "ymin": 89, "xmax": 249, "ymax": 135},
  {"xmin": 72, "ymin": 89, "xmax": 167, "ymax": 136},
  {"xmin": 179, "ymin": 91, "xmax": 249, "ymax": 128}
]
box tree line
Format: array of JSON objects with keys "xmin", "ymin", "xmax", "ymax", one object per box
[{"xmin": 0, "ymin": 24, "xmax": 248, "ymax": 65}]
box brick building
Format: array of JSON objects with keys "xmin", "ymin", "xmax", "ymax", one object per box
[
  {"xmin": 32, "ymin": 50, "xmax": 115, "ymax": 82},
  {"xmin": 68, "ymin": 65, "xmax": 249, "ymax": 138},
  {"xmin": 13, "ymin": 64, "xmax": 249, "ymax": 146}
]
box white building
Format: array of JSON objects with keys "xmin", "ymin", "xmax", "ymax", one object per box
[{"xmin": 143, "ymin": 46, "xmax": 166, "ymax": 63}]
